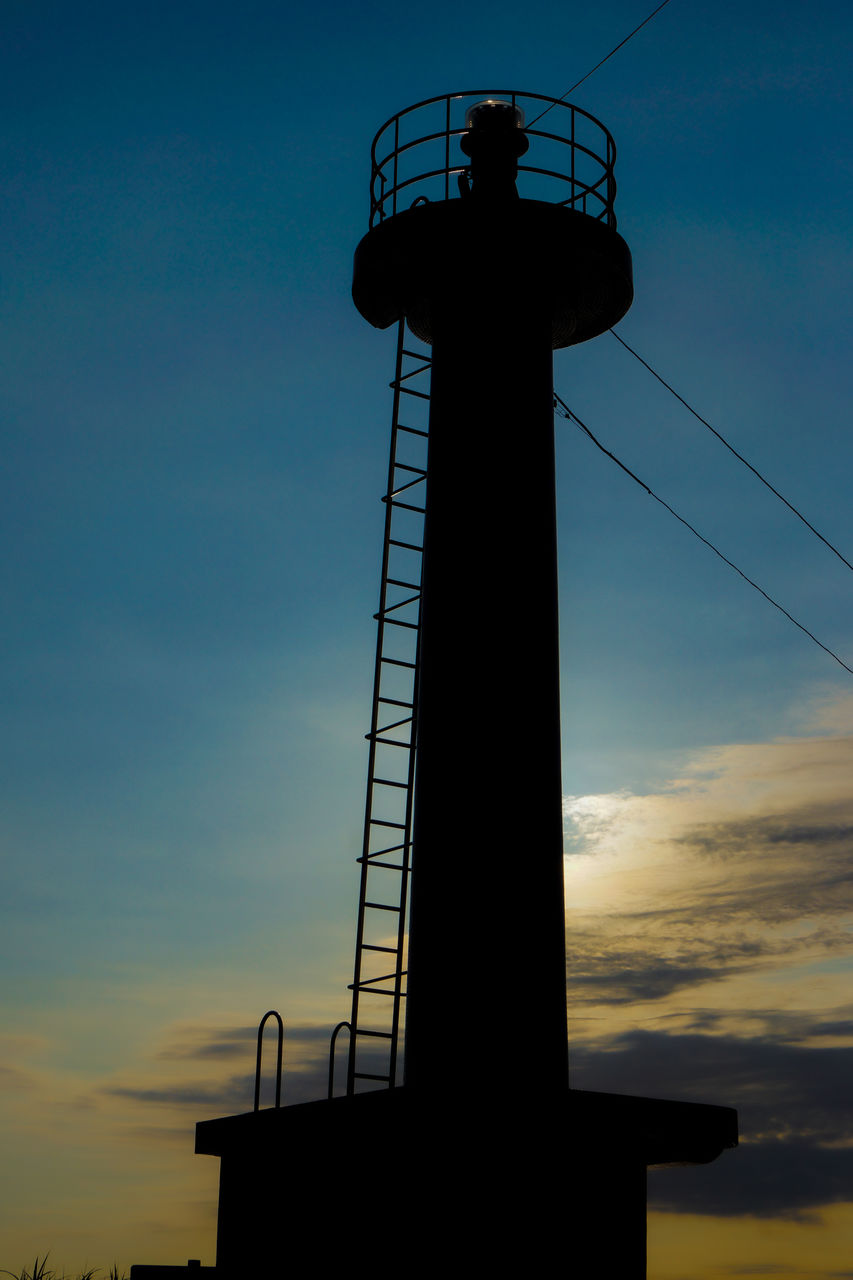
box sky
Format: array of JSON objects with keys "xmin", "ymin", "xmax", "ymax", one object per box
[{"xmin": 2, "ymin": 0, "xmax": 853, "ymax": 1275}]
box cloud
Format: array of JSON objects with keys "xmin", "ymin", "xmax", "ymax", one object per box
[
  {"xmin": 158, "ymin": 1020, "xmax": 335, "ymax": 1062},
  {"xmin": 157, "ymin": 1025, "xmax": 258, "ymax": 1061},
  {"xmin": 650, "ymin": 1139, "xmax": 853, "ymax": 1220},
  {"xmin": 567, "ymin": 929, "xmax": 785, "ymax": 1005},
  {"xmin": 107, "ymin": 1076, "xmax": 253, "ymax": 1111},
  {"xmin": 100, "ymin": 1018, "xmax": 367, "ymax": 1121},
  {"xmin": 673, "ymin": 809, "xmax": 853, "ymax": 925},
  {"xmin": 724, "ymin": 1270, "xmax": 807, "ymax": 1277},
  {"xmin": 563, "ymin": 718, "xmax": 853, "ymax": 1025},
  {"xmin": 0, "ymin": 1062, "xmax": 37, "ymax": 1092},
  {"xmin": 562, "ymin": 706, "xmax": 853, "ymax": 1220},
  {"xmin": 572, "ymin": 1029, "xmax": 853, "ymax": 1217}
]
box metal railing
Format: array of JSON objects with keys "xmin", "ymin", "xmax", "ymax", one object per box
[
  {"xmin": 367, "ymin": 89, "xmax": 618, "ymax": 230},
  {"xmin": 253, "ymin": 1009, "xmax": 283, "ymax": 1111},
  {"xmin": 327, "ymin": 1020, "xmax": 352, "ymax": 1098}
]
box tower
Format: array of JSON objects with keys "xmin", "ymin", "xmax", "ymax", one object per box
[
  {"xmin": 345, "ymin": 86, "xmax": 736, "ymax": 1275},
  {"xmin": 352, "ymin": 93, "xmax": 633, "ymax": 1100},
  {"xmin": 133, "ymin": 90, "xmax": 737, "ymax": 1280}
]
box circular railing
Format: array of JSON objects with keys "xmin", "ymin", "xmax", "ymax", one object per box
[{"xmin": 368, "ymin": 90, "xmax": 618, "ymax": 230}]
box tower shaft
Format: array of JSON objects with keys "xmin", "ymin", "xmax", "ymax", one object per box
[{"xmin": 406, "ymin": 289, "xmax": 568, "ymax": 1095}]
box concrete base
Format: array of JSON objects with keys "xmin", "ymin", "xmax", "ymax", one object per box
[{"xmin": 193, "ymin": 1087, "xmax": 736, "ymax": 1277}]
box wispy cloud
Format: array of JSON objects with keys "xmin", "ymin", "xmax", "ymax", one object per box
[
  {"xmin": 564, "ymin": 703, "xmax": 853, "ymax": 1220},
  {"xmin": 107, "ymin": 1077, "xmax": 253, "ymax": 1111},
  {"xmin": 573, "ymin": 1029, "xmax": 853, "ymax": 1218},
  {"xmin": 100, "ymin": 1018, "xmax": 350, "ymax": 1121},
  {"xmin": 157, "ymin": 1021, "xmax": 333, "ymax": 1063},
  {"xmin": 565, "ymin": 716, "xmax": 853, "ymax": 1014}
]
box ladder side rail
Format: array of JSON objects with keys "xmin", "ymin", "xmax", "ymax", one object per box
[
  {"xmin": 375, "ymin": 336, "xmax": 430, "ymax": 1085},
  {"xmin": 386, "ymin": 609, "xmax": 421, "ymax": 1086},
  {"xmin": 348, "ymin": 326, "xmax": 431, "ymax": 1093},
  {"xmin": 377, "ymin": 338, "xmax": 430, "ymax": 1084},
  {"xmin": 347, "ymin": 320, "xmax": 410, "ymax": 1093}
]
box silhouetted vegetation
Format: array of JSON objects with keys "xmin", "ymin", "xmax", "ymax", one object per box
[{"xmin": 1, "ymin": 1258, "xmax": 126, "ymax": 1280}]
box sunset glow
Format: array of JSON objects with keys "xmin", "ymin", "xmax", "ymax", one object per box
[{"xmin": 3, "ymin": 2, "xmax": 853, "ymax": 1275}]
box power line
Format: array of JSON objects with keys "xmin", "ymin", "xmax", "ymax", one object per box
[
  {"xmin": 610, "ymin": 328, "xmax": 853, "ymax": 576},
  {"xmin": 553, "ymin": 393, "xmax": 853, "ymax": 677},
  {"xmin": 528, "ymin": 0, "xmax": 675, "ymax": 128}
]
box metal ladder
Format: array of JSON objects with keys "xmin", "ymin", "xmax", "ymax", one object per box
[{"xmin": 346, "ymin": 321, "xmax": 432, "ymax": 1093}]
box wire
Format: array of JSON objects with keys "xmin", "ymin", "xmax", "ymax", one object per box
[
  {"xmin": 553, "ymin": 393, "xmax": 853, "ymax": 677},
  {"xmin": 610, "ymin": 329, "xmax": 853, "ymax": 576},
  {"xmin": 527, "ymin": 0, "xmax": 675, "ymax": 128}
]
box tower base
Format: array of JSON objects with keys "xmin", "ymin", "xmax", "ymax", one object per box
[{"xmin": 192, "ymin": 1087, "xmax": 736, "ymax": 1277}]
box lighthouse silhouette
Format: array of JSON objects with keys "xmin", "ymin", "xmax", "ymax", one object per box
[{"xmin": 132, "ymin": 90, "xmax": 737, "ymax": 1280}]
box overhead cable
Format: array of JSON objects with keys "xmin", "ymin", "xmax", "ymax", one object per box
[
  {"xmin": 553, "ymin": 393, "xmax": 853, "ymax": 677},
  {"xmin": 528, "ymin": 0, "xmax": 675, "ymax": 127},
  {"xmin": 610, "ymin": 328, "xmax": 853, "ymax": 576}
]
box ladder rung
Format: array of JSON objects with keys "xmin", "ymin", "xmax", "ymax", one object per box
[
  {"xmin": 348, "ymin": 974, "xmax": 395, "ymax": 989},
  {"xmin": 355, "ymin": 1029, "xmax": 394, "ymax": 1039},
  {"xmin": 365, "ymin": 901, "xmax": 402, "ymax": 911},
  {"xmin": 380, "ymin": 657, "xmax": 416, "ymax": 669},
  {"xmin": 377, "ymin": 696, "xmax": 414, "ymax": 708},
  {"xmin": 357, "ymin": 857, "xmax": 406, "ymax": 871},
  {"xmin": 352, "ymin": 969, "xmax": 399, "ymax": 985},
  {"xmin": 376, "ymin": 715, "xmax": 413, "ymax": 733},
  {"xmin": 385, "ymin": 579, "xmax": 420, "ymax": 591},
  {"xmin": 391, "ymin": 367, "xmax": 430, "ymax": 388},
  {"xmin": 348, "ymin": 984, "xmax": 407, "ymax": 997},
  {"xmin": 389, "ymin": 538, "xmax": 423, "ymax": 552},
  {"xmin": 397, "ymin": 425, "xmax": 428, "ymax": 438},
  {"xmin": 388, "ymin": 473, "xmax": 426, "ymax": 495},
  {"xmin": 369, "ymin": 820, "xmax": 406, "ymax": 830},
  {"xmin": 367, "ymin": 735, "xmax": 412, "ymax": 748},
  {"xmin": 365, "ymin": 842, "xmax": 406, "ymax": 856},
  {"xmin": 354, "ymin": 1072, "xmax": 393, "ymax": 1082},
  {"xmin": 371, "ymin": 730, "xmax": 411, "ymax": 745},
  {"xmin": 382, "ymin": 497, "xmax": 426, "ymax": 514},
  {"xmin": 374, "ymin": 777, "xmax": 409, "ymax": 789},
  {"xmin": 379, "ymin": 617, "xmax": 418, "ymax": 630},
  {"xmin": 379, "ymin": 593, "xmax": 420, "ymax": 615},
  {"xmin": 399, "ymin": 386, "xmax": 430, "ymax": 401},
  {"xmin": 362, "ymin": 943, "xmax": 399, "ymax": 953}
]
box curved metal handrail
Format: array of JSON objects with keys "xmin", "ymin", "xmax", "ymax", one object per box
[
  {"xmin": 327, "ymin": 1020, "xmax": 352, "ymax": 1099},
  {"xmin": 253, "ymin": 1009, "xmax": 283, "ymax": 1112},
  {"xmin": 366, "ymin": 89, "xmax": 618, "ymax": 230}
]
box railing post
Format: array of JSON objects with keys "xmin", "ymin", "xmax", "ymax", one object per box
[
  {"xmin": 328, "ymin": 1021, "xmax": 352, "ymax": 1099},
  {"xmin": 253, "ymin": 1010, "xmax": 283, "ymax": 1112}
]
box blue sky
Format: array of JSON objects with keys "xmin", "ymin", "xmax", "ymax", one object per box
[{"xmin": 2, "ymin": 1, "xmax": 853, "ymax": 1274}]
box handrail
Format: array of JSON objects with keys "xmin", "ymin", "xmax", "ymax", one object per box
[
  {"xmin": 253, "ymin": 1009, "xmax": 283, "ymax": 1112},
  {"xmin": 327, "ymin": 1020, "xmax": 352, "ymax": 1099},
  {"xmin": 365, "ymin": 89, "xmax": 619, "ymax": 230}
]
